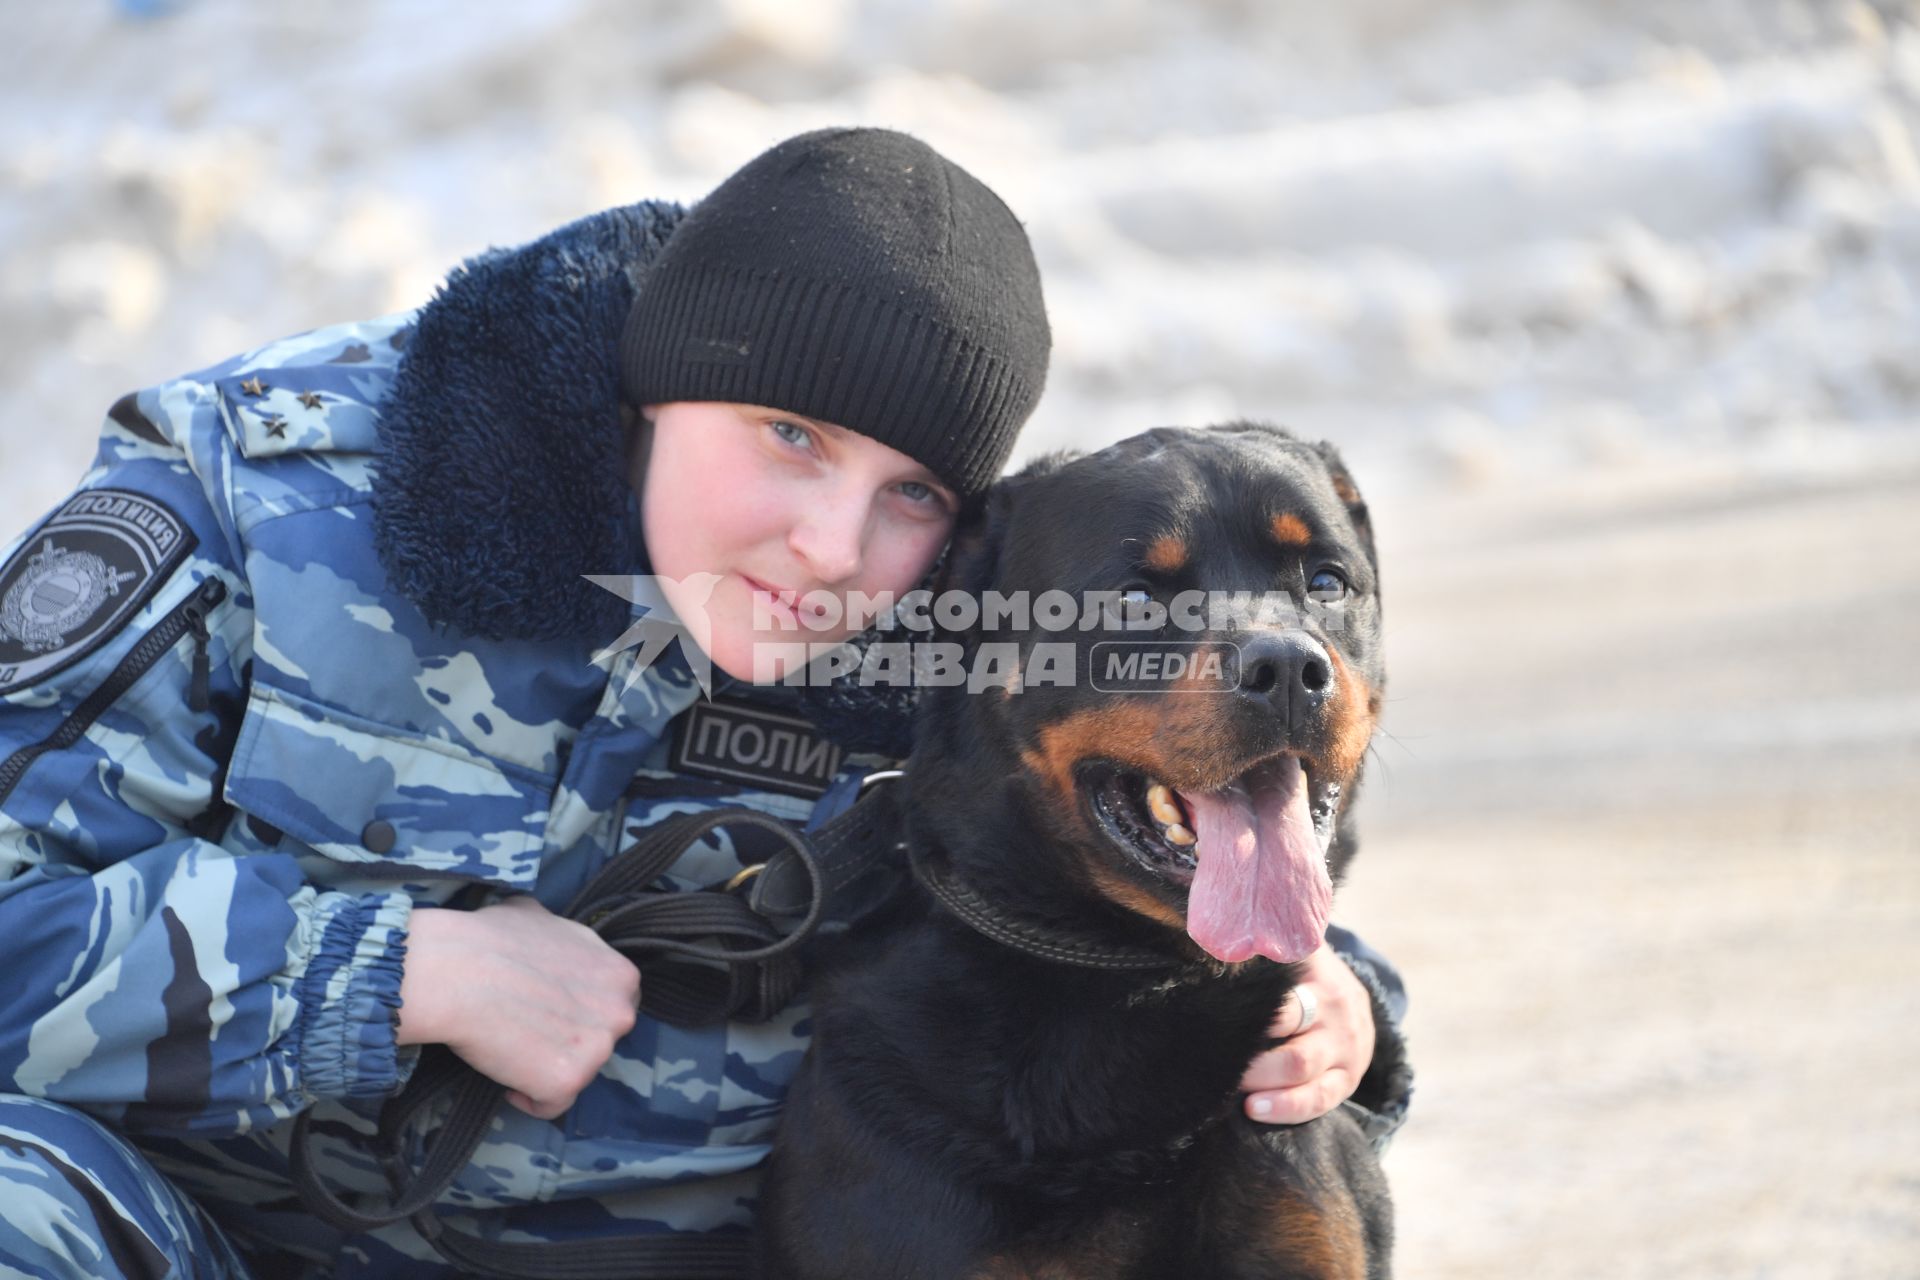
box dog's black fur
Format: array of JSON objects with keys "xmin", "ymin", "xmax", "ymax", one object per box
[{"xmin": 760, "ymin": 424, "xmax": 1392, "ymax": 1279}]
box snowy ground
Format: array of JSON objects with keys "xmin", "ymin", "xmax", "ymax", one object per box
[
  {"xmin": 2, "ymin": 3, "xmax": 1916, "ymax": 1276},
  {"xmin": 1347, "ymin": 459, "xmax": 1920, "ymax": 1279}
]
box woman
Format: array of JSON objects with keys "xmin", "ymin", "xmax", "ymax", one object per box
[{"xmin": 0, "ymin": 127, "xmax": 1404, "ymax": 1276}]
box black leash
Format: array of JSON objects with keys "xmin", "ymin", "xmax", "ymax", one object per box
[{"xmin": 291, "ymin": 783, "xmax": 904, "ymax": 1279}]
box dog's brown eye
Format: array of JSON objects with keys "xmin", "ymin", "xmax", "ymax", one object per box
[
  {"xmin": 1116, "ymin": 586, "xmax": 1155, "ymax": 626},
  {"xmin": 1307, "ymin": 569, "xmax": 1348, "ymax": 603}
]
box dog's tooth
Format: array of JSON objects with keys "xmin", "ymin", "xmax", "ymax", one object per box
[
  {"xmin": 1163, "ymin": 822, "xmax": 1196, "ymax": 847},
  {"xmin": 1146, "ymin": 783, "xmax": 1182, "ymax": 827}
]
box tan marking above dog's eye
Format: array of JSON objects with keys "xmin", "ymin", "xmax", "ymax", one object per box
[
  {"xmin": 1144, "ymin": 535, "xmax": 1187, "ymax": 572},
  {"xmin": 1270, "ymin": 513, "xmax": 1312, "ymax": 546}
]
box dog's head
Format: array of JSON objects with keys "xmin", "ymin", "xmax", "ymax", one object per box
[{"xmin": 911, "ymin": 422, "xmax": 1383, "ymax": 966}]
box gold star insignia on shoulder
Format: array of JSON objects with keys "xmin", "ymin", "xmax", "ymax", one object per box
[
  {"xmin": 240, "ymin": 377, "xmax": 268, "ymax": 396},
  {"xmin": 262, "ymin": 415, "xmax": 288, "ymax": 439},
  {"xmin": 297, "ymin": 390, "xmax": 324, "ymax": 410}
]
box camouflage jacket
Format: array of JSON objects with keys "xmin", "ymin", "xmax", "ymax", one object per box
[{"xmin": 0, "ymin": 202, "xmax": 894, "ymax": 1253}]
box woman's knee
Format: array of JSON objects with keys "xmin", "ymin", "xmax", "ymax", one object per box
[{"xmin": 0, "ymin": 1094, "xmax": 244, "ymax": 1279}]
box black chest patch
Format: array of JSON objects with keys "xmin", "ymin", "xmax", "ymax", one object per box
[
  {"xmin": 670, "ymin": 698, "xmax": 845, "ymax": 799},
  {"xmin": 0, "ymin": 489, "xmax": 196, "ymax": 695}
]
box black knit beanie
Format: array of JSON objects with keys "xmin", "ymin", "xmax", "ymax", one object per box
[{"xmin": 620, "ymin": 127, "xmax": 1050, "ymax": 502}]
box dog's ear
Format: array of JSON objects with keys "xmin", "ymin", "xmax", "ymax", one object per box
[
  {"xmin": 937, "ymin": 451, "xmax": 1079, "ymax": 604},
  {"xmin": 938, "ymin": 485, "xmax": 1011, "ymax": 605},
  {"xmin": 1311, "ymin": 439, "xmax": 1377, "ymax": 584}
]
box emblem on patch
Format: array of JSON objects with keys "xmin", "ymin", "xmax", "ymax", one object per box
[
  {"xmin": 0, "ymin": 489, "xmax": 196, "ymax": 695},
  {"xmin": 671, "ymin": 698, "xmax": 844, "ymax": 798}
]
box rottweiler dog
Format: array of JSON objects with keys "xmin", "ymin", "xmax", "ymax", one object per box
[{"xmin": 759, "ymin": 423, "xmax": 1392, "ymax": 1280}]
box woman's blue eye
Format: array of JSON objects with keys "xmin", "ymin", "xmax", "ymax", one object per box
[
  {"xmin": 898, "ymin": 480, "xmax": 935, "ymax": 504},
  {"xmin": 770, "ymin": 419, "xmax": 810, "ymax": 448}
]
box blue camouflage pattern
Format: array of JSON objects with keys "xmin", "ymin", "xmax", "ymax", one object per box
[
  {"xmin": 0, "ymin": 308, "xmax": 890, "ymax": 1275},
  {"xmin": 0, "ymin": 1094, "xmax": 253, "ymax": 1279}
]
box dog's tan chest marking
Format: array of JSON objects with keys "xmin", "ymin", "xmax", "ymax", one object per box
[{"xmin": 1251, "ymin": 1182, "xmax": 1372, "ymax": 1280}]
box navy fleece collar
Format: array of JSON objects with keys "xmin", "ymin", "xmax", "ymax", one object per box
[
  {"xmin": 370, "ymin": 201, "xmax": 686, "ymax": 645},
  {"xmin": 368, "ymin": 199, "xmax": 922, "ymax": 756}
]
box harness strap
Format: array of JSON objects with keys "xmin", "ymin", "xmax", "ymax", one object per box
[
  {"xmin": 748, "ymin": 770, "xmax": 904, "ymax": 920},
  {"xmin": 292, "ymin": 787, "xmax": 901, "ymax": 1279}
]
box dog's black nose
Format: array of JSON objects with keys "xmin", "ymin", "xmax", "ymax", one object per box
[{"xmin": 1235, "ymin": 631, "xmax": 1333, "ymax": 720}]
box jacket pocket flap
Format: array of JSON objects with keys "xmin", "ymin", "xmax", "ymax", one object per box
[{"xmin": 225, "ymin": 682, "xmax": 547, "ymax": 889}]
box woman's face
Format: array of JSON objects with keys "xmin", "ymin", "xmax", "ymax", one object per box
[{"xmin": 636, "ymin": 401, "xmax": 959, "ymax": 682}]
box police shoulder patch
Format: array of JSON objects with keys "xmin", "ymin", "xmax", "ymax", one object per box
[
  {"xmin": 671, "ymin": 698, "xmax": 846, "ymax": 799},
  {"xmin": 0, "ymin": 489, "xmax": 197, "ymax": 696}
]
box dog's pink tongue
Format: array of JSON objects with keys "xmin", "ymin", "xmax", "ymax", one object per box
[{"xmin": 1182, "ymin": 757, "xmax": 1331, "ymax": 964}]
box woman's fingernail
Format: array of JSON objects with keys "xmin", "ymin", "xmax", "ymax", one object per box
[{"xmin": 1250, "ymin": 1096, "xmax": 1273, "ymax": 1119}]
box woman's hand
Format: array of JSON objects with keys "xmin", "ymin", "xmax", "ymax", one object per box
[
  {"xmin": 397, "ymin": 897, "xmax": 641, "ymax": 1119},
  {"xmin": 1238, "ymin": 942, "xmax": 1375, "ymax": 1124}
]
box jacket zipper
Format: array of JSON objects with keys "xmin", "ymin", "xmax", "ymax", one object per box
[{"xmin": 0, "ymin": 577, "xmax": 228, "ymax": 808}]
